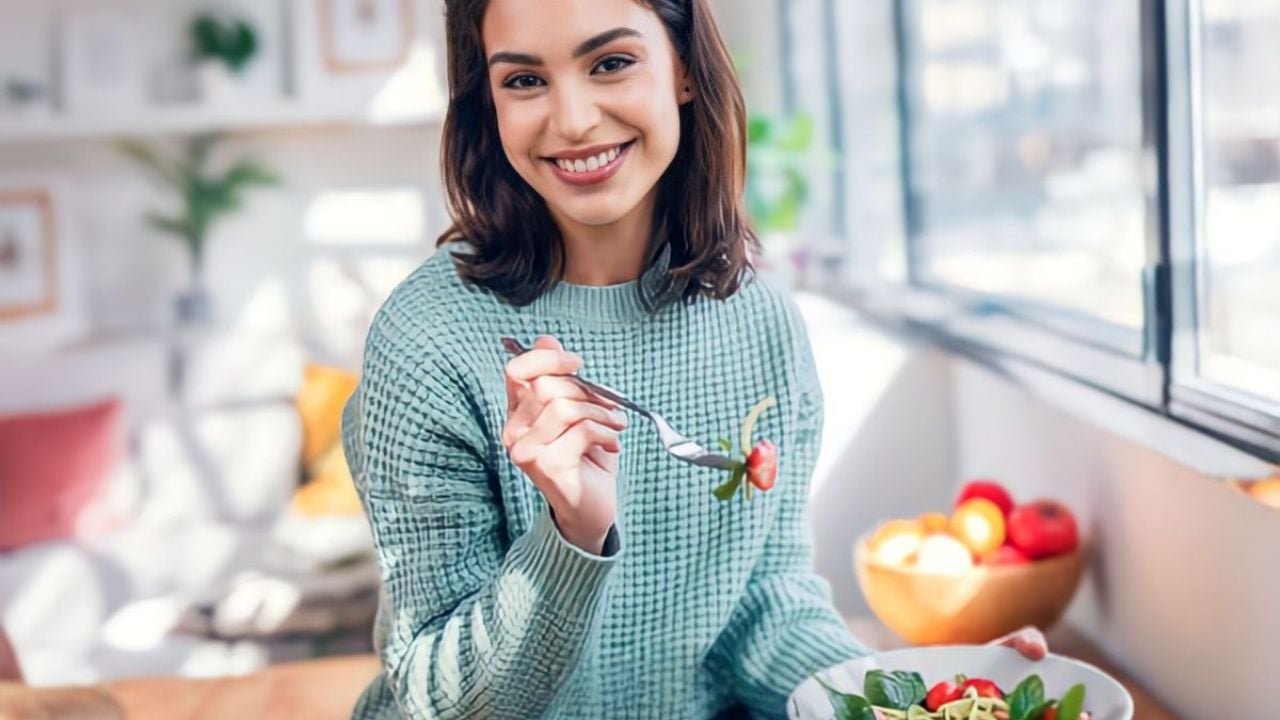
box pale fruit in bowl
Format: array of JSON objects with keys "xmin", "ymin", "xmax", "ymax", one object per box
[
  {"xmin": 870, "ymin": 519, "xmax": 925, "ymax": 566},
  {"xmin": 914, "ymin": 534, "xmax": 974, "ymax": 573},
  {"xmin": 856, "ymin": 533, "xmax": 1087, "ymax": 645}
]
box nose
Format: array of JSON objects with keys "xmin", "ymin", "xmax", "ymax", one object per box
[{"xmin": 550, "ymin": 80, "xmax": 601, "ymax": 142}]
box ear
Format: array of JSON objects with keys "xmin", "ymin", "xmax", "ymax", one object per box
[{"xmin": 678, "ymin": 72, "xmax": 694, "ymax": 105}]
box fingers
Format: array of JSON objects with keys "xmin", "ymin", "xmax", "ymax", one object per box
[
  {"xmin": 525, "ymin": 398, "xmax": 627, "ymax": 446},
  {"xmin": 550, "ymin": 420, "xmax": 622, "ymax": 459},
  {"xmin": 504, "ymin": 376, "xmax": 620, "ymax": 444},
  {"xmin": 584, "ymin": 443, "xmax": 619, "ymax": 474},
  {"xmin": 509, "ymin": 420, "xmax": 621, "ymax": 474},
  {"xmin": 504, "ymin": 335, "xmax": 580, "ymax": 413},
  {"xmin": 993, "ymin": 626, "xmax": 1048, "ymax": 661},
  {"xmin": 532, "ymin": 335, "xmax": 563, "ymax": 351}
]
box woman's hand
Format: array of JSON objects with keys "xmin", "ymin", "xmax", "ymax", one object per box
[
  {"xmin": 991, "ymin": 625, "xmax": 1050, "ymax": 661},
  {"xmin": 991, "ymin": 626, "xmax": 1091, "ymax": 720},
  {"xmin": 503, "ymin": 335, "xmax": 627, "ymax": 554}
]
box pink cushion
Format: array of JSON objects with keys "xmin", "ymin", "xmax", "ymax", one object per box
[{"xmin": 0, "ymin": 397, "xmax": 122, "ymax": 551}]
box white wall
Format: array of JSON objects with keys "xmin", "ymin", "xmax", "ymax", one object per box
[
  {"xmin": 801, "ymin": 294, "xmax": 957, "ymax": 617},
  {"xmin": 0, "ymin": 126, "xmax": 442, "ymax": 369}
]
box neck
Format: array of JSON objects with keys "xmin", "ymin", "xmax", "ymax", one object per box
[{"xmin": 551, "ymin": 189, "xmax": 658, "ymax": 286}]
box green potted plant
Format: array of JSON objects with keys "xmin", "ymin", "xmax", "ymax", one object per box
[
  {"xmin": 745, "ymin": 112, "xmax": 822, "ymax": 282},
  {"xmin": 118, "ymin": 133, "xmax": 279, "ymax": 325},
  {"xmin": 189, "ymin": 10, "xmax": 259, "ymax": 102}
]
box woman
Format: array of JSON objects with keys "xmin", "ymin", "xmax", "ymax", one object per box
[{"xmin": 343, "ymin": 0, "xmax": 1059, "ymax": 717}]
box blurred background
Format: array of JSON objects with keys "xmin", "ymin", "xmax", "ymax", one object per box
[{"xmin": 0, "ymin": 1, "xmax": 1278, "ymax": 718}]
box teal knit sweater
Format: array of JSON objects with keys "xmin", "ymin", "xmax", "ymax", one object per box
[{"xmin": 342, "ymin": 246, "xmax": 866, "ymax": 719}]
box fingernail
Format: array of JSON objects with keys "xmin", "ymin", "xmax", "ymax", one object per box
[{"xmin": 610, "ymin": 410, "xmax": 627, "ymax": 426}]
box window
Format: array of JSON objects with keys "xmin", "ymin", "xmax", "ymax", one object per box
[
  {"xmin": 1168, "ymin": 0, "xmax": 1280, "ymax": 451},
  {"xmin": 897, "ymin": 0, "xmax": 1153, "ymax": 352},
  {"xmin": 805, "ymin": 0, "xmax": 1280, "ymax": 457}
]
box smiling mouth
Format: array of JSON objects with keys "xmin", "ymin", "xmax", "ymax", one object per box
[{"xmin": 544, "ymin": 140, "xmax": 635, "ymax": 175}]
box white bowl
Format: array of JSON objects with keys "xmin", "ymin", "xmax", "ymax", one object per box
[{"xmin": 788, "ymin": 645, "xmax": 1133, "ymax": 720}]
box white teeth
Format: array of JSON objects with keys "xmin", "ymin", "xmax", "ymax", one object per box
[{"xmin": 555, "ymin": 143, "xmax": 626, "ymax": 173}]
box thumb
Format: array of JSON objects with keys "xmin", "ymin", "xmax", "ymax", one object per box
[{"xmin": 534, "ymin": 335, "xmax": 564, "ymax": 352}]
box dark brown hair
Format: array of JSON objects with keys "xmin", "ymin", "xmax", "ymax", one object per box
[{"xmin": 438, "ymin": 0, "xmax": 758, "ymax": 309}]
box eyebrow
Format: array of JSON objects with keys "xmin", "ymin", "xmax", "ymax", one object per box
[{"xmin": 487, "ymin": 27, "xmax": 643, "ymax": 68}]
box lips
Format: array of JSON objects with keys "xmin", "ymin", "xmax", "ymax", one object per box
[{"xmin": 544, "ymin": 140, "xmax": 634, "ymax": 187}]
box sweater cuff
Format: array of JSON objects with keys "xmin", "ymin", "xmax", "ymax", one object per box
[{"xmin": 506, "ymin": 507, "xmax": 620, "ymax": 614}]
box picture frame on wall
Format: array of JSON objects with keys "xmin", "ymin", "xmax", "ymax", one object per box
[
  {"xmin": 59, "ymin": 8, "xmax": 150, "ymax": 111},
  {"xmin": 0, "ymin": 181, "xmax": 84, "ymax": 353},
  {"xmin": 317, "ymin": 0, "xmax": 414, "ymax": 75},
  {"xmin": 0, "ymin": 190, "xmax": 59, "ymax": 323},
  {"xmin": 291, "ymin": 0, "xmax": 440, "ymax": 118}
]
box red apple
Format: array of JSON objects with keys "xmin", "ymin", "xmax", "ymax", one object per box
[
  {"xmin": 1007, "ymin": 500, "xmax": 1079, "ymax": 558},
  {"xmin": 982, "ymin": 544, "xmax": 1032, "ymax": 566},
  {"xmin": 955, "ymin": 479, "xmax": 1015, "ymax": 518}
]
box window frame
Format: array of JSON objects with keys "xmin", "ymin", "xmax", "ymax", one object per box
[
  {"xmin": 886, "ymin": 0, "xmax": 1169, "ymax": 404},
  {"xmin": 803, "ymin": 0, "xmax": 1280, "ymax": 463},
  {"xmin": 1164, "ymin": 0, "xmax": 1280, "ymax": 457}
]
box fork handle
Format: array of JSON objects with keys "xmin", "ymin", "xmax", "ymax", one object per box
[
  {"xmin": 568, "ymin": 376, "xmax": 650, "ymax": 418},
  {"xmin": 500, "ymin": 336, "xmax": 649, "ymax": 417}
]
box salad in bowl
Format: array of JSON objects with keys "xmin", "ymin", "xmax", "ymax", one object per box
[{"xmin": 788, "ymin": 646, "xmax": 1132, "ymax": 720}]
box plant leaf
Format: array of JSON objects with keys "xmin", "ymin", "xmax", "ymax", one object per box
[
  {"xmin": 717, "ymin": 437, "xmax": 733, "ymax": 452},
  {"xmin": 117, "ymin": 140, "xmax": 184, "ymax": 187},
  {"xmin": 712, "ymin": 465, "xmax": 744, "ymax": 502},
  {"xmin": 1006, "ymin": 674, "xmax": 1045, "ymax": 720},
  {"xmin": 144, "ymin": 211, "xmax": 192, "ymax": 239},
  {"xmin": 863, "ymin": 669, "xmax": 927, "ymax": 711},
  {"xmin": 1055, "ymin": 684, "xmax": 1086, "ymax": 720},
  {"xmin": 739, "ymin": 396, "xmax": 777, "ymax": 454}
]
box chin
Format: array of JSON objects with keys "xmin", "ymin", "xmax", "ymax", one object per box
[{"xmin": 552, "ymin": 196, "xmax": 638, "ymax": 227}]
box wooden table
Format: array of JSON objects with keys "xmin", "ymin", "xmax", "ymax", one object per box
[{"xmin": 844, "ymin": 616, "xmax": 1178, "ymax": 720}]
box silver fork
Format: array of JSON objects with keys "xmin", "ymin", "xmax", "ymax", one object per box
[{"xmin": 501, "ymin": 337, "xmax": 742, "ymax": 471}]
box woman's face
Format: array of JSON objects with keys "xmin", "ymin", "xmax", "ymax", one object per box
[{"xmin": 483, "ymin": 0, "xmax": 691, "ymax": 229}]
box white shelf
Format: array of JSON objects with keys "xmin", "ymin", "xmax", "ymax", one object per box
[{"xmin": 0, "ymin": 99, "xmax": 442, "ymax": 146}]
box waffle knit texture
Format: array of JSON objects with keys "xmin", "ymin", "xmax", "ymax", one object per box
[{"xmin": 343, "ymin": 246, "xmax": 867, "ymax": 719}]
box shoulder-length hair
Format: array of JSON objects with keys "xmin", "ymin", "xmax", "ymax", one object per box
[{"xmin": 438, "ymin": 0, "xmax": 758, "ymax": 309}]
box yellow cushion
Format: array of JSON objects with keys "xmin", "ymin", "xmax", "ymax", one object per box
[
  {"xmin": 292, "ymin": 364, "xmax": 361, "ymax": 517},
  {"xmin": 291, "ymin": 444, "xmax": 362, "ymax": 517},
  {"xmin": 296, "ymin": 365, "xmax": 358, "ymax": 469}
]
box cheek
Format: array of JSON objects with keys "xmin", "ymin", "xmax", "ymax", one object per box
[
  {"xmin": 619, "ymin": 76, "xmax": 681, "ymax": 155},
  {"xmin": 493, "ymin": 100, "xmax": 540, "ymax": 164}
]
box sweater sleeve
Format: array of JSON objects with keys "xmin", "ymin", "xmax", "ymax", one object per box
[
  {"xmin": 707, "ymin": 300, "xmax": 870, "ymax": 718},
  {"xmin": 343, "ymin": 309, "xmax": 618, "ymax": 719}
]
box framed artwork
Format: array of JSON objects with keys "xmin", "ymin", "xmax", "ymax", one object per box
[
  {"xmin": 316, "ymin": 0, "xmax": 415, "ymax": 74},
  {"xmin": 0, "ymin": 180, "xmax": 83, "ymax": 353},
  {"xmin": 59, "ymin": 8, "xmax": 150, "ymax": 111},
  {"xmin": 0, "ymin": 190, "xmax": 58, "ymax": 323}
]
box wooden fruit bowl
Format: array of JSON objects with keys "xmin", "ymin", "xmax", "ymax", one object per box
[{"xmin": 854, "ymin": 534, "xmax": 1087, "ymax": 645}]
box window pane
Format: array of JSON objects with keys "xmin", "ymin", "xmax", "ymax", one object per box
[
  {"xmin": 902, "ymin": 0, "xmax": 1148, "ymax": 331},
  {"xmin": 1197, "ymin": 0, "xmax": 1280, "ymax": 402}
]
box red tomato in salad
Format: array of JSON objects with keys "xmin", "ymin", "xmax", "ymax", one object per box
[
  {"xmin": 1007, "ymin": 500, "xmax": 1079, "ymax": 558},
  {"xmin": 956, "ymin": 677, "xmax": 1003, "ymax": 700},
  {"xmin": 924, "ymin": 680, "xmax": 960, "ymax": 710},
  {"xmin": 746, "ymin": 440, "xmax": 777, "ymax": 491}
]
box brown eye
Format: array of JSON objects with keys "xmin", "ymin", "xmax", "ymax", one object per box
[
  {"xmin": 593, "ymin": 55, "xmax": 635, "ymax": 75},
  {"xmin": 503, "ymin": 74, "xmax": 545, "ymax": 90}
]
